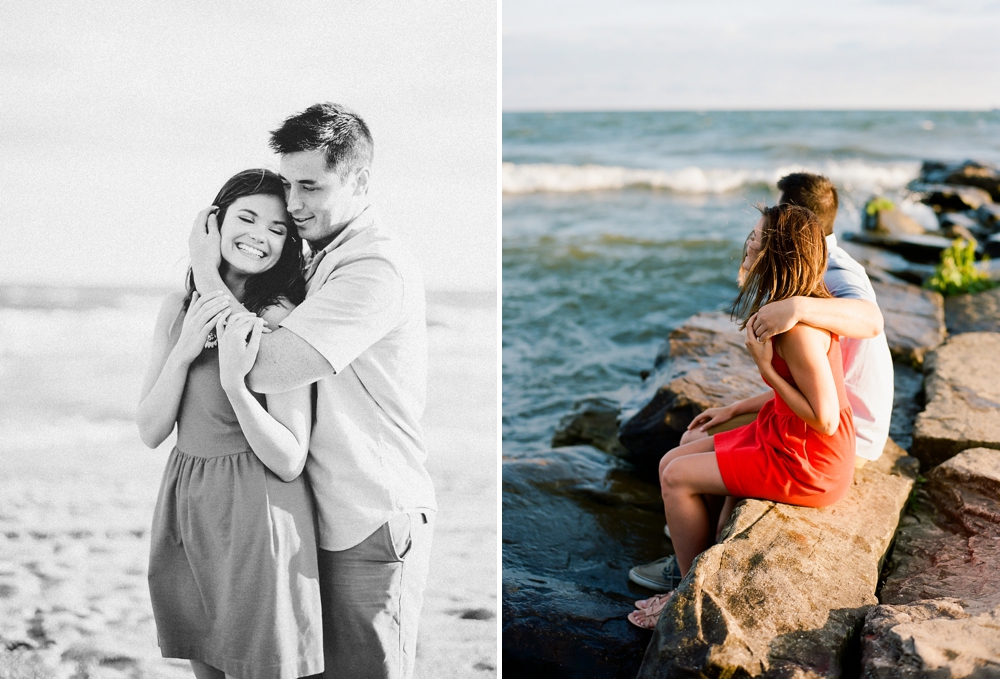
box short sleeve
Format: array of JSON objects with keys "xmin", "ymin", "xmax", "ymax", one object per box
[
  {"xmin": 279, "ymin": 255, "xmax": 404, "ymax": 374},
  {"xmin": 824, "ymin": 251, "xmax": 876, "ymax": 303}
]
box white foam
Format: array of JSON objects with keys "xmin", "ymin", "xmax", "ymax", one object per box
[{"xmin": 502, "ymin": 160, "xmax": 921, "ymax": 195}]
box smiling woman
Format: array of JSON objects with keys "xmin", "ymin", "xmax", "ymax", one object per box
[
  {"xmin": 191, "ymin": 169, "xmax": 306, "ymax": 317},
  {"xmin": 135, "ymin": 167, "xmax": 319, "ymax": 679}
]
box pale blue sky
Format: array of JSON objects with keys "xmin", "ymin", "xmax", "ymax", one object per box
[
  {"xmin": 504, "ymin": 0, "xmax": 1000, "ymax": 110},
  {"xmin": 1, "ymin": 1, "xmax": 497, "ymax": 290}
]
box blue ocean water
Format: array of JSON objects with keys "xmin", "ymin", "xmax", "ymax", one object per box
[{"xmin": 502, "ymin": 110, "xmax": 1000, "ymax": 457}]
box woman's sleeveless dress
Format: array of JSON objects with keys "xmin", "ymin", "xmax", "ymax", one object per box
[
  {"xmin": 147, "ymin": 323, "xmax": 323, "ymax": 679},
  {"xmin": 715, "ymin": 332, "xmax": 856, "ymax": 509}
]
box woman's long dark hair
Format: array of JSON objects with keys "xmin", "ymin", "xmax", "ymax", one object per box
[
  {"xmin": 184, "ymin": 169, "xmax": 305, "ymax": 315},
  {"xmin": 730, "ymin": 203, "xmax": 832, "ymax": 330}
]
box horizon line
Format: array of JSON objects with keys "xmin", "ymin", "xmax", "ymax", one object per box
[{"xmin": 502, "ymin": 107, "xmax": 1000, "ymax": 114}]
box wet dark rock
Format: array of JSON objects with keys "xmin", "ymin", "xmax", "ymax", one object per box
[
  {"xmin": 843, "ymin": 231, "xmax": 957, "ymax": 265},
  {"xmin": 552, "ymin": 396, "xmax": 627, "ymax": 456},
  {"xmin": 618, "ymin": 312, "xmax": 762, "ymax": 470},
  {"xmin": 975, "ymin": 203, "xmax": 1000, "ymax": 232},
  {"xmin": 918, "ymin": 159, "xmax": 1000, "ymax": 202},
  {"xmin": 890, "ymin": 362, "xmax": 924, "ymax": 452},
  {"xmin": 860, "ymin": 448, "xmax": 1000, "ymax": 678},
  {"xmin": 871, "ymin": 280, "xmax": 945, "ymax": 368},
  {"xmin": 986, "ymin": 232, "xmax": 1000, "ymax": 258},
  {"xmin": 909, "ymin": 182, "xmax": 994, "ymax": 213},
  {"xmin": 636, "ymin": 441, "xmax": 918, "ymax": 679},
  {"xmin": 939, "ymin": 211, "xmax": 987, "ymax": 241},
  {"xmin": 911, "ymin": 333, "xmax": 1000, "ymax": 469},
  {"xmin": 939, "ymin": 223, "xmax": 978, "ymax": 244},
  {"xmin": 839, "ymin": 240, "xmax": 936, "ymax": 286},
  {"xmin": 862, "ymin": 203, "xmax": 926, "ymax": 236},
  {"xmin": 945, "ymin": 287, "xmax": 1000, "ymax": 335},
  {"xmin": 502, "ymin": 446, "xmax": 672, "ymax": 679}
]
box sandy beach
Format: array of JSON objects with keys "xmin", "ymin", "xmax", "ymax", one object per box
[{"xmin": 0, "ymin": 287, "xmax": 496, "ymax": 679}]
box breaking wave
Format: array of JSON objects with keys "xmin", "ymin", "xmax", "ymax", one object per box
[{"xmin": 502, "ymin": 160, "xmax": 921, "ymax": 195}]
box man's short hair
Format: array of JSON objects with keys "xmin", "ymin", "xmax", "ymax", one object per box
[
  {"xmin": 269, "ymin": 103, "xmax": 374, "ymax": 178},
  {"xmin": 776, "ymin": 173, "xmax": 838, "ymax": 236}
]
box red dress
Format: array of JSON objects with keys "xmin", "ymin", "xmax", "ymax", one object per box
[{"xmin": 714, "ymin": 333, "xmax": 856, "ymax": 508}]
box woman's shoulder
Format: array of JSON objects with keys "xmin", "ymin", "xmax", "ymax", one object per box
[
  {"xmin": 161, "ymin": 290, "xmax": 188, "ymax": 312},
  {"xmin": 151, "ymin": 290, "xmax": 188, "ymax": 339},
  {"xmin": 776, "ymin": 323, "xmax": 832, "ymax": 358},
  {"xmin": 157, "ymin": 290, "xmax": 189, "ymax": 324}
]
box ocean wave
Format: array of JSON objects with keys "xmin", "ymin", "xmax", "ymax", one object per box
[
  {"xmin": 502, "ymin": 160, "xmax": 921, "ymax": 195},
  {"xmin": 0, "ymin": 415, "xmax": 140, "ymax": 452}
]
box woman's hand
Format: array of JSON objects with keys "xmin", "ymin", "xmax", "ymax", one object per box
[
  {"xmin": 173, "ymin": 290, "xmax": 231, "ymax": 366},
  {"xmin": 189, "ymin": 206, "xmax": 222, "ymax": 277},
  {"xmin": 687, "ymin": 405, "xmax": 734, "ymax": 433},
  {"xmin": 217, "ymin": 311, "xmax": 265, "ymax": 393},
  {"xmin": 745, "ymin": 320, "xmax": 773, "ymax": 373}
]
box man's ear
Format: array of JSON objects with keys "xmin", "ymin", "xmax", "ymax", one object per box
[{"xmin": 353, "ymin": 167, "xmax": 371, "ymax": 196}]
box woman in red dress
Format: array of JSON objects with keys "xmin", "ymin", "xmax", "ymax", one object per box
[{"xmin": 629, "ymin": 203, "xmax": 855, "ymax": 629}]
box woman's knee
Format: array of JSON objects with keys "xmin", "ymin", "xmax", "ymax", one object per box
[
  {"xmin": 658, "ymin": 447, "xmax": 682, "ymax": 476},
  {"xmin": 660, "ymin": 459, "xmax": 689, "ymax": 495},
  {"xmin": 679, "ymin": 427, "xmax": 708, "ymax": 446}
]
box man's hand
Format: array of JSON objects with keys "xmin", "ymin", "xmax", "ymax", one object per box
[
  {"xmin": 189, "ymin": 206, "xmax": 222, "ymax": 287},
  {"xmin": 750, "ymin": 298, "xmax": 800, "ymax": 344}
]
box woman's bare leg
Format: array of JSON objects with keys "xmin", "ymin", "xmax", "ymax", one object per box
[
  {"xmin": 716, "ymin": 495, "xmax": 739, "ymax": 541},
  {"xmin": 190, "ymin": 661, "xmax": 225, "ymax": 679},
  {"xmin": 659, "ymin": 437, "xmax": 725, "ymax": 538},
  {"xmin": 657, "ymin": 435, "xmax": 716, "ymax": 478},
  {"xmin": 679, "ymin": 425, "xmax": 710, "ymax": 446},
  {"xmin": 660, "ymin": 450, "xmax": 729, "ymax": 575}
]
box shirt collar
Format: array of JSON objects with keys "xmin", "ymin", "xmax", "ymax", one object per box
[
  {"xmin": 826, "ymin": 233, "xmax": 838, "ymax": 250},
  {"xmin": 303, "ymin": 205, "xmax": 374, "ymax": 280}
]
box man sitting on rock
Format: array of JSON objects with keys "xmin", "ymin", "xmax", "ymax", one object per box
[{"xmin": 629, "ymin": 172, "xmax": 895, "ymax": 593}]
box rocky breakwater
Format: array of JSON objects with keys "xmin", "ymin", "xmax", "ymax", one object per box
[
  {"xmin": 617, "ymin": 312, "xmax": 766, "ymax": 471},
  {"xmin": 911, "ymin": 332, "xmax": 1000, "ymax": 468},
  {"xmin": 860, "ymin": 448, "xmax": 1000, "ymax": 678},
  {"xmin": 849, "ymin": 160, "xmax": 1000, "ymax": 263},
  {"xmin": 637, "ymin": 442, "xmax": 918, "ymax": 679}
]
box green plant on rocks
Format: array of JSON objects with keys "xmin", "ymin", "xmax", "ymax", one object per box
[
  {"xmin": 924, "ymin": 238, "xmax": 995, "ymax": 296},
  {"xmin": 866, "ymin": 196, "xmax": 896, "ymax": 215}
]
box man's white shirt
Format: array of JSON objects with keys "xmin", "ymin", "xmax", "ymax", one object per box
[{"xmin": 824, "ymin": 234, "xmax": 894, "ymax": 460}]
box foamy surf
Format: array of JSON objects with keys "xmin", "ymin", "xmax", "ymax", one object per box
[{"xmin": 502, "ymin": 160, "xmax": 921, "ymax": 195}]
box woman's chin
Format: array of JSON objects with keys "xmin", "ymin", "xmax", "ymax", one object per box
[{"xmin": 222, "ymin": 254, "xmax": 277, "ymax": 277}]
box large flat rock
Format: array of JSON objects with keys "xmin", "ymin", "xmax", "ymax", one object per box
[
  {"xmin": 552, "ymin": 396, "xmax": 627, "ymax": 456},
  {"xmin": 911, "ymin": 333, "xmax": 1000, "ymax": 468},
  {"xmin": 618, "ymin": 312, "xmax": 767, "ymax": 468},
  {"xmin": 843, "ymin": 232, "xmax": 957, "ymax": 265},
  {"xmin": 637, "ymin": 441, "xmax": 918, "ymax": 679},
  {"xmin": 945, "ymin": 286, "xmax": 1000, "ymax": 335},
  {"xmin": 839, "ymin": 240, "xmax": 936, "ymax": 287},
  {"xmin": 502, "ymin": 446, "xmax": 671, "ymax": 679},
  {"xmin": 872, "ymin": 280, "xmax": 946, "ymax": 367},
  {"xmin": 860, "ymin": 448, "xmax": 1000, "ymax": 678}
]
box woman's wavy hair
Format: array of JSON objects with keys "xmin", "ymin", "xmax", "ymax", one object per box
[
  {"xmin": 730, "ymin": 203, "xmax": 831, "ymax": 330},
  {"xmin": 184, "ymin": 169, "xmax": 305, "ymax": 315}
]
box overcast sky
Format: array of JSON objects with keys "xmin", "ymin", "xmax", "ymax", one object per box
[
  {"xmin": 504, "ymin": 0, "xmax": 1000, "ymax": 111},
  {"xmin": 1, "ymin": 1, "xmax": 497, "ymax": 291}
]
